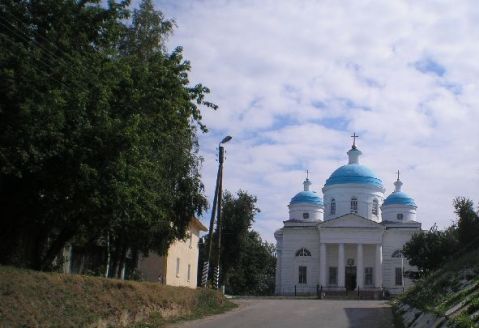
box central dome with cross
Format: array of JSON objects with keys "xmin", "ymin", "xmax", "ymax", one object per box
[{"xmin": 322, "ymin": 133, "xmax": 385, "ymax": 222}]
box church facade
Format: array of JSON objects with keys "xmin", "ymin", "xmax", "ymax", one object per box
[{"xmin": 274, "ymin": 140, "xmax": 421, "ymax": 296}]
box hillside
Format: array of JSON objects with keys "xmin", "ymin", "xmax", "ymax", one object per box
[
  {"xmin": 0, "ymin": 266, "xmax": 235, "ymax": 327},
  {"xmin": 394, "ymin": 241, "xmax": 479, "ymax": 328}
]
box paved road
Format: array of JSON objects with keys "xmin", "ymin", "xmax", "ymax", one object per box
[{"xmin": 172, "ymin": 299, "xmax": 394, "ymax": 328}]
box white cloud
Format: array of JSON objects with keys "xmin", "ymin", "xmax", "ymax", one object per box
[{"xmin": 156, "ymin": 0, "xmax": 479, "ymax": 242}]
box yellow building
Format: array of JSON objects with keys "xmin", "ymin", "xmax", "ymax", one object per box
[{"xmin": 137, "ymin": 217, "xmax": 207, "ymax": 288}]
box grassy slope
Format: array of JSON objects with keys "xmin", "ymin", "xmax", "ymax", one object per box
[
  {"xmin": 395, "ymin": 246, "xmax": 479, "ymax": 327},
  {"xmin": 0, "ymin": 266, "xmax": 235, "ymax": 328}
]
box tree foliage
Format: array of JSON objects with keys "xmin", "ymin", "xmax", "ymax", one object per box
[
  {"xmin": 402, "ymin": 197, "xmax": 478, "ymax": 275},
  {"xmin": 454, "ymin": 197, "xmax": 479, "ymax": 246},
  {"xmin": 0, "ymin": 0, "xmax": 214, "ymax": 274},
  {"xmin": 402, "ymin": 224, "xmax": 458, "ymax": 274},
  {"xmin": 199, "ymin": 190, "xmax": 276, "ymax": 295}
]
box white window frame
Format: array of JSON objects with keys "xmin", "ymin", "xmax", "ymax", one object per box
[
  {"xmin": 372, "ymin": 199, "xmax": 378, "ymax": 215},
  {"xmin": 298, "ymin": 266, "xmax": 307, "ymax": 284},
  {"xmin": 176, "ymin": 258, "xmax": 180, "ymax": 277},
  {"xmin": 351, "ymin": 197, "xmax": 358, "ymax": 214},
  {"xmin": 330, "ymin": 199, "xmax": 336, "ymax": 215}
]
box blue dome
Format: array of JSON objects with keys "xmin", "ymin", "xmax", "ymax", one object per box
[
  {"xmin": 290, "ymin": 191, "xmax": 323, "ymax": 206},
  {"xmin": 383, "ymin": 191, "xmax": 416, "ymax": 207},
  {"xmin": 325, "ymin": 164, "xmax": 383, "ymax": 188}
]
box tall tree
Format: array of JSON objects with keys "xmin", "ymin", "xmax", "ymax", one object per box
[
  {"xmin": 0, "ymin": 0, "xmax": 214, "ymax": 273},
  {"xmin": 199, "ymin": 190, "xmax": 276, "ymax": 295},
  {"xmin": 453, "ymin": 197, "xmax": 479, "ymax": 246}
]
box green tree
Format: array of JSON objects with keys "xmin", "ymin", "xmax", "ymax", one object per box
[
  {"xmin": 402, "ymin": 224, "xmax": 458, "ymax": 275},
  {"xmin": 0, "ymin": 0, "xmax": 213, "ymax": 273},
  {"xmin": 454, "ymin": 197, "xmax": 479, "ymax": 246},
  {"xmin": 199, "ymin": 190, "xmax": 276, "ymax": 295}
]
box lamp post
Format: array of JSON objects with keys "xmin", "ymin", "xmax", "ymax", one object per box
[{"xmin": 202, "ymin": 136, "xmax": 232, "ymax": 288}]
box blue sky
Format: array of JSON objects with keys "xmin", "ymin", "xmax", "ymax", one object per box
[{"xmin": 153, "ymin": 0, "xmax": 479, "ymax": 242}]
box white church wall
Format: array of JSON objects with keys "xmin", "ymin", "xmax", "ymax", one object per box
[
  {"xmin": 382, "ymin": 205, "xmax": 417, "ymax": 222},
  {"xmin": 279, "ymin": 226, "xmax": 320, "ymax": 295},
  {"xmin": 382, "ymin": 229, "xmax": 419, "ymax": 293},
  {"xmin": 289, "ymin": 203, "xmax": 324, "ymax": 221},
  {"xmin": 323, "ymin": 184, "xmax": 384, "ymax": 222}
]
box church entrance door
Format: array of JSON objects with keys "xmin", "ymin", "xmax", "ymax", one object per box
[{"xmin": 345, "ymin": 266, "xmax": 356, "ymax": 291}]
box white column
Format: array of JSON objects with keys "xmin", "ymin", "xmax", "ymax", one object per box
[
  {"xmin": 338, "ymin": 243, "xmax": 345, "ymax": 288},
  {"xmin": 375, "ymin": 244, "xmax": 383, "ymax": 288},
  {"xmin": 320, "ymin": 243, "xmax": 327, "ymax": 287},
  {"xmin": 356, "ymin": 243, "xmax": 364, "ymax": 289}
]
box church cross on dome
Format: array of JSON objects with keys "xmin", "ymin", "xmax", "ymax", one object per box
[
  {"xmin": 351, "ymin": 132, "xmax": 359, "ymax": 148},
  {"xmin": 397, "ymin": 170, "xmax": 400, "ymax": 181}
]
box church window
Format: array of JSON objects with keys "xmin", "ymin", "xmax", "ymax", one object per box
[
  {"xmin": 176, "ymin": 258, "xmax": 180, "ymax": 277},
  {"xmin": 303, "ymin": 212, "xmax": 310, "ymax": 219},
  {"xmin": 187, "ymin": 264, "xmax": 191, "ymax": 282},
  {"xmin": 328, "ymin": 267, "xmax": 338, "ymax": 285},
  {"xmin": 364, "ymin": 267, "xmax": 373, "ymax": 286},
  {"xmin": 351, "ymin": 197, "xmax": 358, "ymax": 214},
  {"xmin": 395, "ymin": 267, "xmax": 403, "ymax": 286},
  {"xmin": 296, "ymin": 248, "xmax": 311, "ymax": 256},
  {"xmin": 298, "ymin": 266, "xmax": 307, "ymax": 284},
  {"xmin": 392, "ymin": 250, "xmax": 403, "ymax": 258},
  {"xmin": 372, "ymin": 199, "xmax": 378, "ymax": 215},
  {"xmin": 397, "ymin": 213, "xmax": 404, "ymax": 220},
  {"xmin": 330, "ymin": 199, "xmax": 336, "ymax": 215}
]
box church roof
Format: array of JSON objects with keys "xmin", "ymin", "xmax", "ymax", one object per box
[
  {"xmin": 290, "ymin": 191, "xmax": 323, "ymax": 206},
  {"xmin": 383, "ymin": 191, "xmax": 416, "ymax": 207},
  {"xmin": 324, "ymin": 164, "xmax": 384, "ymax": 188}
]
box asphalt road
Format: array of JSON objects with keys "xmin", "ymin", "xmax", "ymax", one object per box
[{"xmin": 171, "ymin": 299, "xmax": 394, "ymax": 328}]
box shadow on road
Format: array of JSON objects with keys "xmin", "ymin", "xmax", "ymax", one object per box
[{"xmin": 344, "ymin": 306, "xmax": 394, "ymax": 328}]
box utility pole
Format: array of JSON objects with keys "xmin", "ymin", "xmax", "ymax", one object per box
[{"xmin": 201, "ymin": 136, "xmax": 232, "ymax": 288}]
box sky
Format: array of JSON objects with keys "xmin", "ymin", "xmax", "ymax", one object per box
[{"xmin": 154, "ymin": 0, "xmax": 478, "ymax": 242}]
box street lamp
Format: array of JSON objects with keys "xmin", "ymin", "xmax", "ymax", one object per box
[{"xmin": 202, "ymin": 136, "xmax": 232, "ymax": 289}]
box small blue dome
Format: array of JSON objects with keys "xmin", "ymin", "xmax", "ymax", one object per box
[
  {"xmin": 325, "ymin": 164, "xmax": 383, "ymax": 188},
  {"xmin": 290, "ymin": 191, "xmax": 323, "ymax": 206},
  {"xmin": 383, "ymin": 191, "xmax": 416, "ymax": 207}
]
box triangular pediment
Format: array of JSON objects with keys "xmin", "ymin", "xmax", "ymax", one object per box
[{"xmin": 319, "ymin": 213, "xmax": 384, "ymax": 229}]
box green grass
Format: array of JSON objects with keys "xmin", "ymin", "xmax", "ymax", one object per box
[
  {"xmin": 0, "ymin": 266, "xmax": 236, "ymax": 327},
  {"xmin": 395, "ymin": 246, "xmax": 479, "ymax": 327}
]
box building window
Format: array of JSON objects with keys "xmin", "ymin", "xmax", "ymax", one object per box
[
  {"xmin": 395, "ymin": 267, "xmax": 403, "ymax": 286},
  {"xmin": 372, "ymin": 199, "xmax": 378, "ymax": 215},
  {"xmin": 397, "ymin": 213, "xmax": 404, "ymax": 220},
  {"xmin": 329, "ymin": 267, "xmax": 338, "ymax": 285},
  {"xmin": 295, "ymin": 248, "xmax": 311, "ymax": 256},
  {"xmin": 351, "ymin": 197, "xmax": 358, "ymax": 214},
  {"xmin": 187, "ymin": 264, "xmax": 191, "ymax": 282},
  {"xmin": 298, "ymin": 266, "xmax": 307, "ymax": 284},
  {"xmin": 176, "ymin": 258, "xmax": 180, "ymax": 277},
  {"xmin": 364, "ymin": 267, "xmax": 373, "ymax": 286},
  {"xmin": 330, "ymin": 199, "xmax": 336, "ymax": 215},
  {"xmin": 303, "ymin": 212, "xmax": 310, "ymax": 219}
]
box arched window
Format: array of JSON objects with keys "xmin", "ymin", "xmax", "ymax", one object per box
[
  {"xmin": 295, "ymin": 248, "xmax": 311, "ymax": 256},
  {"xmin": 392, "ymin": 250, "xmax": 403, "ymax": 258},
  {"xmin": 303, "ymin": 212, "xmax": 310, "ymax": 219},
  {"xmin": 351, "ymin": 197, "xmax": 358, "ymax": 214},
  {"xmin": 330, "ymin": 199, "xmax": 336, "ymax": 215},
  {"xmin": 372, "ymin": 199, "xmax": 378, "ymax": 215},
  {"xmin": 397, "ymin": 213, "xmax": 404, "ymax": 220}
]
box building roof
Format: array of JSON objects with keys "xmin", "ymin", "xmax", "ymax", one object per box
[
  {"xmin": 190, "ymin": 217, "xmax": 208, "ymax": 232},
  {"xmin": 290, "ymin": 190, "xmax": 323, "ymax": 206},
  {"xmin": 383, "ymin": 191, "xmax": 416, "ymax": 207},
  {"xmin": 324, "ymin": 163, "xmax": 384, "ymax": 188}
]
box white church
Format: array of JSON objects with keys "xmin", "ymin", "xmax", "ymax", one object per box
[{"xmin": 274, "ymin": 136, "xmax": 421, "ymax": 297}]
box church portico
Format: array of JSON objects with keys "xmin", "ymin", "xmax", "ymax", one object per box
[
  {"xmin": 274, "ymin": 137, "xmax": 422, "ymax": 297},
  {"xmin": 319, "ymin": 241, "xmax": 383, "ymax": 290}
]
